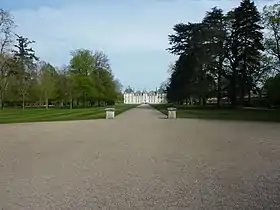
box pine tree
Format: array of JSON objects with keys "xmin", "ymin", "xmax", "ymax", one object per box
[
  {"xmin": 202, "ymin": 7, "xmax": 227, "ymax": 106},
  {"xmin": 167, "ymin": 22, "xmax": 209, "ymax": 104},
  {"xmin": 230, "ymin": 0, "xmax": 264, "ymax": 105},
  {"xmin": 13, "ymin": 34, "xmax": 38, "ymax": 109}
]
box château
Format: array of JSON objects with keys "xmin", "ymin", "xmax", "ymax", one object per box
[{"xmin": 123, "ymin": 87, "xmax": 167, "ymax": 104}]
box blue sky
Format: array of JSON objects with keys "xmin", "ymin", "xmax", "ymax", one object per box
[{"xmin": 1, "ymin": 0, "xmax": 277, "ymax": 91}]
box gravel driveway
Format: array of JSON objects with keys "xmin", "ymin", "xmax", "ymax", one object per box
[{"xmin": 1, "ymin": 104, "xmax": 280, "ymax": 209}]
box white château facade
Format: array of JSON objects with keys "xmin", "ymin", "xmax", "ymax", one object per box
[{"xmin": 123, "ymin": 87, "xmax": 167, "ymax": 104}]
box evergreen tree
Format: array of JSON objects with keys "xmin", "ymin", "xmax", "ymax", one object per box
[
  {"xmin": 230, "ymin": 0, "xmax": 264, "ymax": 105},
  {"xmin": 13, "ymin": 34, "xmax": 38, "ymax": 109},
  {"xmin": 202, "ymin": 7, "xmax": 227, "ymax": 106}
]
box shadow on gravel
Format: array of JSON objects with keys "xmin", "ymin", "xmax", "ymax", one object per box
[{"xmin": 158, "ymin": 116, "xmax": 168, "ymax": 119}]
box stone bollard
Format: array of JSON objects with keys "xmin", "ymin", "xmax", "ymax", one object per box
[
  {"xmin": 167, "ymin": 107, "xmax": 177, "ymax": 119},
  {"xmin": 105, "ymin": 108, "xmax": 115, "ymax": 119}
]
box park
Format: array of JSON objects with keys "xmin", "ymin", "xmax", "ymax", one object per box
[{"xmin": 1, "ymin": 0, "xmax": 280, "ymax": 209}]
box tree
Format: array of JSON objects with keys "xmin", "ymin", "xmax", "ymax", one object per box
[
  {"xmin": 202, "ymin": 7, "xmax": 227, "ymax": 106},
  {"xmin": 0, "ymin": 9, "xmax": 121, "ymax": 109},
  {"xmin": 167, "ymin": 22, "xmax": 214, "ymax": 105},
  {"xmin": 165, "ymin": 1, "xmax": 268, "ymax": 108},
  {"xmin": 0, "ymin": 54, "xmax": 14, "ymax": 108},
  {"xmin": 0, "ymin": 9, "xmax": 15, "ymax": 109},
  {"xmin": 114, "ymin": 79, "xmax": 123, "ymax": 94},
  {"xmin": 167, "ymin": 53, "xmax": 203, "ymax": 104},
  {"xmin": 0, "ymin": 9, "xmax": 15, "ymax": 53},
  {"xmin": 263, "ymin": 3, "xmax": 280, "ymax": 73},
  {"xmin": 13, "ymin": 34, "xmax": 38, "ymax": 109},
  {"xmin": 69, "ymin": 49, "xmax": 96, "ymax": 107},
  {"xmin": 229, "ymin": 0, "xmax": 264, "ymax": 105},
  {"xmin": 68, "ymin": 48, "xmax": 119, "ymax": 107},
  {"xmin": 114, "ymin": 79, "xmax": 123, "ymax": 103},
  {"xmin": 92, "ymin": 50, "xmax": 111, "ymax": 71},
  {"xmin": 264, "ymin": 74, "xmax": 280, "ymax": 106},
  {"xmin": 39, "ymin": 63, "xmax": 57, "ymax": 109},
  {"xmin": 159, "ymin": 80, "xmax": 169, "ymax": 93}
]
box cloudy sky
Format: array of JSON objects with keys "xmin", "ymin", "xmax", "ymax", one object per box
[{"xmin": 1, "ymin": 0, "xmax": 277, "ymax": 91}]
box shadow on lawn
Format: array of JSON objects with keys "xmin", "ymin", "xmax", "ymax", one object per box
[{"xmin": 151, "ymin": 104, "xmax": 280, "ymax": 122}]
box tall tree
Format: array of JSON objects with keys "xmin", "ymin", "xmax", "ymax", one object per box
[
  {"xmin": 0, "ymin": 9, "xmax": 15, "ymax": 108},
  {"xmin": 0, "ymin": 55, "xmax": 15, "ymax": 108},
  {"xmin": 13, "ymin": 34, "xmax": 38, "ymax": 109},
  {"xmin": 167, "ymin": 22, "xmax": 214, "ymax": 105},
  {"xmin": 202, "ymin": 7, "xmax": 227, "ymax": 106},
  {"xmin": 167, "ymin": 55, "xmax": 192, "ymax": 103},
  {"xmin": 91, "ymin": 50, "xmax": 117, "ymax": 105},
  {"xmin": 39, "ymin": 63, "xmax": 57, "ymax": 109},
  {"xmin": 70, "ymin": 49, "xmax": 97, "ymax": 107},
  {"xmin": 0, "ymin": 9, "xmax": 15, "ymax": 53},
  {"xmin": 230, "ymin": 0, "xmax": 264, "ymax": 105},
  {"xmin": 263, "ymin": 3, "xmax": 280, "ymax": 73},
  {"xmin": 165, "ymin": 2, "xmax": 268, "ymax": 107}
]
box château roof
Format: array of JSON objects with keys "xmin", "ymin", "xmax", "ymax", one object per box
[
  {"xmin": 124, "ymin": 87, "xmax": 134, "ymax": 93},
  {"xmin": 148, "ymin": 91, "xmax": 157, "ymax": 95}
]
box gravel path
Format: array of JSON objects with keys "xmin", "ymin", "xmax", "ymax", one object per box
[{"xmin": 1, "ymin": 104, "xmax": 280, "ymax": 209}]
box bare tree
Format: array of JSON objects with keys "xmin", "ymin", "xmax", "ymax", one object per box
[
  {"xmin": 93, "ymin": 50, "xmax": 111, "ymax": 71},
  {"xmin": 0, "ymin": 9, "xmax": 15, "ymax": 108},
  {"xmin": 0, "ymin": 9, "xmax": 15, "ymax": 53}
]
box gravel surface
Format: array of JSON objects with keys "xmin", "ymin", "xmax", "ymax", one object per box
[{"xmin": 1, "ymin": 104, "xmax": 280, "ymax": 209}]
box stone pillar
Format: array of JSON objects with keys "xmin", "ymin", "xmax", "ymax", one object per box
[
  {"xmin": 105, "ymin": 108, "xmax": 115, "ymax": 119},
  {"xmin": 167, "ymin": 107, "xmax": 177, "ymax": 119}
]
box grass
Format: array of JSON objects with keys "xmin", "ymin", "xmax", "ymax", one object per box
[
  {"xmin": 0, "ymin": 104, "xmax": 137, "ymax": 124},
  {"xmin": 151, "ymin": 103, "xmax": 280, "ymax": 122}
]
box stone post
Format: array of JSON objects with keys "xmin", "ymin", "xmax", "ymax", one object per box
[
  {"xmin": 167, "ymin": 107, "xmax": 177, "ymax": 119},
  {"xmin": 105, "ymin": 108, "xmax": 115, "ymax": 119}
]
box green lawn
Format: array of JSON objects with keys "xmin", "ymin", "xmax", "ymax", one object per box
[
  {"xmin": 0, "ymin": 104, "xmax": 136, "ymax": 124},
  {"xmin": 151, "ymin": 104, "xmax": 280, "ymax": 122}
]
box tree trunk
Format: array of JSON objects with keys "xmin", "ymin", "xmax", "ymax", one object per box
[
  {"xmin": 45, "ymin": 97, "xmax": 48, "ymax": 110},
  {"xmin": 69, "ymin": 93, "xmax": 73, "ymax": 110},
  {"xmin": 0, "ymin": 93, "xmax": 3, "ymax": 110},
  {"xmin": 240, "ymin": 79, "xmax": 245, "ymax": 107},
  {"xmin": 203, "ymin": 97, "xmax": 206, "ymax": 106},
  {"xmin": 200, "ymin": 98, "xmax": 203, "ymax": 106},
  {"xmin": 217, "ymin": 61, "xmax": 222, "ymax": 107},
  {"xmin": 22, "ymin": 95, "xmax": 25, "ymax": 110},
  {"xmin": 39, "ymin": 96, "xmax": 42, "ymax": 107},
  {"xmin": 248, "ymin": 90, "xmax": 251, "ymax": 106},
  {"xmin": 230, "ymin": 71, "xmax": 237, "ymax": 107},
  {"xmin": 84, "ymin": 94, "xmax": 87, "ymax": 108}
]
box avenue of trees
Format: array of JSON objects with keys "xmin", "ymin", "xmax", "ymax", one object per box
[
  {"xmin": 0, "ymin": 8, "xmax": 122, "ymax": 109},
  {"xmin": 165, "ymin": 0, "xmax": 280, "ymax": 107}
]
